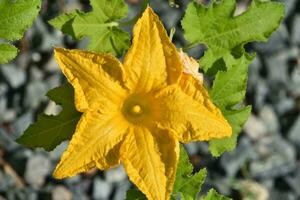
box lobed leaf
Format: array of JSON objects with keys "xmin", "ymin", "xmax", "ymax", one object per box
[
  {"xmin": 182, "ymin": 0, "xmax": 285, "ymax": 73},
  {"xmin": 0, "ymin": 0, "xmax": 41, "ymax": 41},
  {"xmin": 125, "ymin": 189, "xmax": 147, "ymax": 200},
  {"xmin": 201, "ymin": 189, "xmax": 231, "ymax": 200},
  {"xmin": 16, "ymin": 84, "xmax": 81, "ymax": 151},
  {"xmin": 173, "ymin": 145, "xmax": 207, "ymax": 200},
  {"xmin": 209, "ymin": 55, "xmax": 252, "ymax": 157},
  {"xmin": 0, "ymin": 0, "xmax": 41, "ymax": 64},
  {"xmin": 0, "ymin": 43, "xmax": 18, "ymax": 64},
  {"xmin": 49, "ymin": 0, "xmax": 130, "ymax": 56}
]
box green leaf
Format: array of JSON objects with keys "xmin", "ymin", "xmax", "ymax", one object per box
[
  {"xmin": 0, "ymin": 0, "xmax": 41, "ymax": 41},
  {"xmin": 209, "ymin": 55, "xmax": 252, "ymax": 157},
  {"xmin": 200, "ymin": 189, "xmax": 231, "ymax": 200},
  {"xmin": 0, "ymin": 0, "xmax": 41, "ymax": 64},
  {"xmin": 49, "ymin": 0, "xmax": 130, "ymax": 56},
  {"xmin": 182, "ymin": 0, "xmax": 285, "ymax": 73},
  {"xmin": 173, "ymin": 145, "xmax": 207, "ymax": 200},
  {"xmin": 209, "ymin": 106, "xmax": 251, "ymax": 157},
  {"xmin": 16, "ymin": 84, "xmax": 81, "ymax": 151},
  {"xmin": 125, "ymin": 189, "xmax": 147, "ymax": 200},
  {"xmin": 0, "ymin": 43, "xmax": 18, "ymax": 64},
  {"xmin": 210, "ymin": 55, "xmax": 251, "ymax": 108}
]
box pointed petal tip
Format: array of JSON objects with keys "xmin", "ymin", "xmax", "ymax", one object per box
[
  {"xmin": 52, "ymin": 169, "xmax": 64, "ymax": 179},
  {"xmin": 141, "ymin": 5, "xmax": 157, "ymax": 19}
]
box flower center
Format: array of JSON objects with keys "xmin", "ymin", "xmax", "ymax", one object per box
[
  {"xmin": 122, "ymin": 94, "xmax": 155, "ymax": 125},
  {"xmin": 131, "ymin": 105, "xmax": 142, "ymax": 115}
]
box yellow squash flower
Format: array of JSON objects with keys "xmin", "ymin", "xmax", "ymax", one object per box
[{"xmin": 53, "ymin": 7, "xmax": 232, "ymax": 200}]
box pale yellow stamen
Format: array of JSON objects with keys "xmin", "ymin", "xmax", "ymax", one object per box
[{"xmin": 131, "ymin": 105, "xmax": 142, "ymax": 114}]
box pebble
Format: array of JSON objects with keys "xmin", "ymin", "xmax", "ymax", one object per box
[
  {"xmin": 0, "ymin": 64, "xmax": 26, "ymax": 89},
  {"xmin": 52, "ymin": 186, "xmax": 72, "ymax": 200},
  {"xmin": 0, "ymin": 129, "xmax": 18, "ymax": 151},
  {"xmin": 92, "ymin": 177, "xmax": 112, "ymax": 200},
  {"xmin": 258, "ymin": 105, "xmax": 280, "ymax": 134},
  {"xmin": 238, "ymin": 180, "xmax": 269, "ymax": 200},
  {"xmin": 253, "ymin": 24, "xmax": 289, "ymax": 54},
  {"xmin": 221, "ymin": 137, "xmax": 256, "ymax": 176},
  {"xmin": 275, "ymin": 97, "xmax": 295, "ymax": 115},
  {"xmin": 24, "ymin": 154, "xmax": 51, "ymax": 188},
  {"xmin": 288, "ymin": 65, "xmax": 300, "ymax": 97},
  {"xmin": 12, "ymin": 112, "xmax": 33, "ymax": 138},
  {"xmin": 279, "ymin": 0, "xmax": 297, "ymax": 17},
  {"xmin": 244, "ymin": 114, "xmax": 268, "ymax": 141},
  {"xmin": 0, "ymin": 84, "xmax": 8, "ymax": 97},
  {"xmin": 0, "ymin": 170, "xmax": 16, "ymax": 191},
  {"xmin": 253, "ymin": 79, "xmax": 269, "ymax": 110},
  {"xmin": 288, "ymin": 115, "xmax": 300, "ymax": 151},
  {"xmin": 250, "ymin": 137, "xmax": 296, "ymax": 179},
  {"xmin": 24, "ymin": 81, "xmax": 48, "ymax": 109},
  {"xmin": 292, "ymin": 14, "xmax": 300, "ymax": 44},
  {"xmin": 113, "ymin": 180, "xmax": 131, "ymax": 200},
  {"xmin": 105, "ymin": 166, "xmax": 127, "ymax": 183},
  {"xmin": 285, "ymin": 168, "xmax": 300, "ymax": 196}
]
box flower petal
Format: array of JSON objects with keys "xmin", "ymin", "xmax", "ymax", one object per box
[
  {"xmin": 120, "ymin": 126, "xmax": 179, "ymax": 200},
  {"xmin": 154, "ymin": 84, "xmax": 232, "ymax": 142},
  {"xmin": 53, "ymin": 111, "xmax": 129, "ymax": 178},
  {"xmin": 54, "ymin": 48, "xmax": 127, "ymax": 112},
  {"xmin": 123, "ymin": 7, "xmax": 182, "ymax": 93}
]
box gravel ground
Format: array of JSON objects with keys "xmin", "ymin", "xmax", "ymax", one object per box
[{"xmin": 0, "ymin": 0, "xmax": 300, "ymax": 199}]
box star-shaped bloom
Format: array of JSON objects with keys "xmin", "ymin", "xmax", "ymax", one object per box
[{"xmin": 53, "ymin": 7, "xmax": 231, "ymax": 200}]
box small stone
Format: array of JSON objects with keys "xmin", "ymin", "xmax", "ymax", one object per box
[
  {"xmin": 268, "ymin": 48, "xmax": 299, "ymax": 85},
  {"xmin": 285, "ymin": 169, "xmax": 300, "ymax": 196},
  {"xmin": 0, "ymin": 129, "xmax": 18, "ymax": 151},
  {"xmin": 45, "ymin": 57, "xmax": 60, "ymax": 72},
  {"xmin": 12, "ymin": 112, "xmax": 33, "ymax": 138},
  {"xmin": 253, "ymin": 25, "xmax": 289, "ymax": 54},
  {"xmin": 31, "ymin": 53, "xmax": 42, "ymax": 62},
  {"xmin": 105, "ymin": 166, "xmax": 126, "ymax": 183},
  {"xmin": 250, "ymin": 137, "xmax": 296, "ymax": 179},
  {"xmin": 292, "ymin": 14, "xmax": 300, "ymax": 44},
  {"xmin": 30, "ymin": 66, "xmax": 44, "ymax": 81},
  {"xmin": 0, "ymin": 97, "xmax": 7, "ymax": 122},
  {"xmin": 52, "ymin": 186, "xmax": 72, "ymax": 200},
  {"xmin": 244, "ymin": 114, "xmax": 268, "ymax": 141},
  {"xmin": 93, "ymin": 177, "xmax": 112, "ymax": 200},
  {"xmin": 288, "ymin": 115, "xmax": 300, "ymax": 151},
  {"xmin": 113, "ymin": 180, "xmax": 131, "ymax": 200},
  {"xmin": 46, "ymin": 74, "xmax": 61, "ymax": 89},
  {"xmin": 6, "ymin": 148, "xmax": 32, "ymax": 175},
  {"xmin": 185, "ymin": 142, "xmax": 200, "ymax": 155},
  {"xmin": 24, "ymin": 81, "xmax": 48, "ymax": 109},
  {"xmin": 269, "ymin": 190, "xmax": 296, "ymax": 200},
  {"xmin": 248, "ymin": 56, "xmax": 262, "ymax": 88},
  {"xmin": 0, "ymin": 84, "xmax": 8, "ymax": 97},
  {"xmin": 1, "ymin": 109, "xmax": 16, "ymax": 122},
  {"xmin": 221, "ymin": 137, "xmax": 256, "ymax": 176},
  {"xmin": 161, "ymin": 9, "xmax": 181, "ymax": 29},
  {"xmin": 258, "ymin": 106, "xmax": 279, "ymax": 134},
  {"xmin": 253, "ymin": 79, "xmax": 268, "ymax": 110},
  {"xmin": 24, "ymin": 154, "xmax": 51, "ymax": 188},
  {"xmin": 278, "ymin": 0, "xmax": 296, "ymax": 17},
  {"xmin": 288, "ymin": 65, "xmax": 300, "ymax": 97},
  {"xmin": 238, "ymin": 180, "xmax": 269, "ymax": 200},
  {"xmin": 49, "ymin": 141, "xmax": 68, "ymax": 161},
  {"xmin": 0, "ymin": 170, "xmax": 16, "ymax": 191},
  {"xmin": 65, "ymin": 175, "xmax": 81, "ymax": 185},
  {"xmin": 0, "ymin": 64, "xmax": 26, "ymax": 88},
  {"xmin": 275, "ymin": 97, "xmax": 295, "ymax": 115}
]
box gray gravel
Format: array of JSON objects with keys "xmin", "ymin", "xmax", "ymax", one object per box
[{"xmin": 0, "ymin": 0, "xmax": 300, "ymax": 200}]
